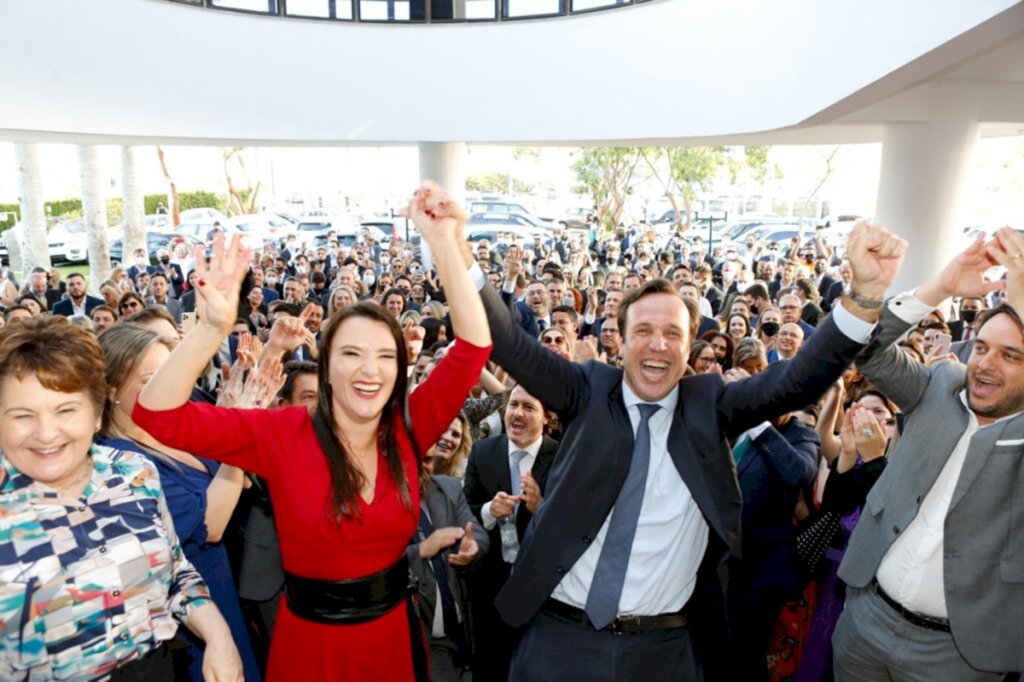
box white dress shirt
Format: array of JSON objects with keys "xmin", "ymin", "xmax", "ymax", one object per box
[
  {"xmin": 480, "ymin": 435, "xmax": 543, "ymax": 531},
  {"xmin": 551, "ymin": 383, "xmax": 710, "ymax": 617}
]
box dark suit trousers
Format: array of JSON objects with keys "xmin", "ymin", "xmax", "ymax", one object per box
[
  {"xmin": 469, "ymin": 561, "xmax": 516, "ymax": 682},
  {"xmin": 510, "ymin": 607, "xmax": 700, "ymax": 682}
]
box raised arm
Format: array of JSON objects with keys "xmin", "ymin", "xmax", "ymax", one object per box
[
  {"xmin": 857, "ymin": 234, "xmax": 1006, "ymax": 412},
  {"xmin": 139, "ymin": 234, "xmax": 252, "ymax": 411},
  {"xmin": 720, "ymin": 222, "xmax": 906, "ymax": 435}
]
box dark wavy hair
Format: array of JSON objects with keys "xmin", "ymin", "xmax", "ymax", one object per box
[{"xmin": 316, "ymin": 301, "xmax": 418, "ymax": 519}]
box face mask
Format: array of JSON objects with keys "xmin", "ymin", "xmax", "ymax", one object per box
[
  {"xmin": 136, "ymin": 258, "xmax": 148, "ymax": 267},
  {"xmin": 296, "ymin": 265, "xmax": 307, "ymax": 275},
  {"xmin": 960, "ymin": 309, "xmax": 978, "ymax": 324},
  {"xmin": 761, "ymin": 322, "xmax": 780, "ymax": 337},
  {"xmin": 363, "ymin": 271, "xmax": 376, "ymax": 286},
  {"xmin": 266, "ymin": 277, "xmax": 277, "ymax": 286},
  {"xmin": 159, "ymin": 256, "xmax": 170, "ymax": 265}
]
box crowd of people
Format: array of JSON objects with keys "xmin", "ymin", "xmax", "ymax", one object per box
[{"xmin": 0, "ymin": 182, "xmax": 1022, "ymax": 682}]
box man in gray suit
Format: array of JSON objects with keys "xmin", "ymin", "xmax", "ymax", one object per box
[
  {"xmin": 833, "ymin": 229, "xmax": 1024, "ymax": 680},
  {"xmin": 145, "ymin": 271, "xmax": 183, "ymax": 324}
]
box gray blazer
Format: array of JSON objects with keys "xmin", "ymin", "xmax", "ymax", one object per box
[
  {"xmin": 146, "ymin": 296, "xmax": 183, "ymax": 325},
  {"xmin": 406, "ymin": 475, "xmax": 490, "ymax": 630},
  {"xmin": 950, "ymin": 337, "xmax": 975, "ymax": 364},
  {"xmin": 839, "ymin": 306, "xmax": 1024, "ymax": 672}
]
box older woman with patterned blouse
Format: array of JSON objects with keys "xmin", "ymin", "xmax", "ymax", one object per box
[{"xmin": 0, "ymin": 316, "xmax": 242, "ymax": 681}]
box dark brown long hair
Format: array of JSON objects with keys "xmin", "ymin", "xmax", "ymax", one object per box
[{"xmin": 316, "ymin": 301, "xmax": 418, "ymax": 519}]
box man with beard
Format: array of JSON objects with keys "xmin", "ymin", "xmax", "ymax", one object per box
[
  {"xmin": 834, "ymin": 229, "xmax": 1024, "ymax": 681},
  {"xmin": 51, "ymin": 272, "xmax": 103, "ymax": 317},
  {"xmin": 463, "ymin": 386, "xmax": 558, "ymax": 682}
]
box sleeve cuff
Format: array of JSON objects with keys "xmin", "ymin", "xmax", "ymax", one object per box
[
  {"xmin": 469, "ymin": 262, "xmax": 486, "ymax": 291},
  {"xmin": 887, "ymin": 289, "xmax": 935, "ymax": 325},
  {"xmin": 481, "ymin": 501, "xmax": 497, "ymax": 530},
  {"xmin": 748, "ymin": 421, "xmax": 772, "ymax": 440},
  {"xmin": 502, "ymin": 278, "xmax": 516, "ymax": 295},
  {"xmin": 831, "ymin": 300, "xmax": 876, "ymax": 344}
]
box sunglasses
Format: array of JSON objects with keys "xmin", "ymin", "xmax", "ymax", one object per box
[{"xmin": 541, "ymin": 335, "xmax": 566, "ymax": 345}]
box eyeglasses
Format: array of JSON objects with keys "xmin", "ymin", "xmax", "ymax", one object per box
[
  {"xmin": 121, "ymin": 302, "xmax": 141, "ymax": 311},
  {"xmin": 541, "ymin": 336, "xmax": 566, "ymax": 345},
  {"xmin": 696, "ymin": 355, "xmax": 716, "ymax": 364}
]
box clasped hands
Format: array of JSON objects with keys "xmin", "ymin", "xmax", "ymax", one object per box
[{"xmin": 492, "ymin": 472, "xmax": 543, "ymax": 516}]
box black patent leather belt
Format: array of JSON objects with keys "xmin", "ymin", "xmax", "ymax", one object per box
[
  {"xmin": 285, "ymin": 555, "xmax": 411, "ymax": 625},
  {"xmin": 872, "ymin": 579, "xmax": 951, "ymax": 633},
  {"xmin": 542, "ymin": 598, "xmax": 688, "ymax": 635}
]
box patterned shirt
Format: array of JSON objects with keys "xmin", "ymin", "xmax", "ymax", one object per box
[{"xmin": 0, "ymin": 445, "xmax": 211, "ymax": 681}]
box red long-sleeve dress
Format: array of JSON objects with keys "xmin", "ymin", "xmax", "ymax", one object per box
[{"xmin": 134, "ymin": 338, "xmax": 491, "ymax": 681}]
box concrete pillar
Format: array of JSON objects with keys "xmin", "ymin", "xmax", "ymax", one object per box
[
  {"xmin": 418, "ymin": 142, "xmax": 466, "ymax": 206},
  {"xmin": 417, "ymin": 142, "xmax": 466, "ymax": 270},
  {"xmin": 874, "ymin": 82, "xmax": 984, "ymax": 294}
]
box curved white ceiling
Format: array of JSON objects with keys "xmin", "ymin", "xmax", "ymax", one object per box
[{"xmin": 0, "ymin": 0, "xmax": 1019, "ymax": 144}]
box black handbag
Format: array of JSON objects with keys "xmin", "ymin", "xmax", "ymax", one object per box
[{"xmin": 794, "ymin": 510, "xmax": 840, "ymax": 580}]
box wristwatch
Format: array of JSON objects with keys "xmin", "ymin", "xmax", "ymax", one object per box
[{"xmin": 844, "ymin": 287, "xmax": 884, "ymax": 309}]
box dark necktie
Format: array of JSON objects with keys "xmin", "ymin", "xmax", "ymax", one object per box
[
  {"xmin": 418, "ymin": 508, "xmax": 468, "ymax": 664},
  {"xmin": 585, "ymin": 403, "xmax": 660, "ymax": 629}
]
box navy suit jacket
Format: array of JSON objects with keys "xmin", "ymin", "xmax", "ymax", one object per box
[
  {"xmin": 478, "ymin": 283, "xmax": 865, "ymax": 667},
  {"xmin": 51, "ymin": 295, "xmax": 103, "ymax": 317},
  {"xmin": 499, "ymin": 288, "xmax": 541, "ymax": 338},
  {"xmin": 734, "ymin": 418, "xmax": 819, "ymax": 594}
]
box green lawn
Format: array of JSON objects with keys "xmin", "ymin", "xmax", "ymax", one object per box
[{"xmin": 56, "ymin": 263, "xmax": 92, "ymax": 285}]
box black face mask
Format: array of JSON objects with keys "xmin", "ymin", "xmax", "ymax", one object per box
[
  {"xmin": 159, "ymin": 256, "xmax": 170, "ymax": 265},
  {"xmin": 960, "ymin": 309, "xmax": 978, "ymax": 324},
  {"xmin": 761, "ymin": 321, "xmax": 780, "ymax": 337}
]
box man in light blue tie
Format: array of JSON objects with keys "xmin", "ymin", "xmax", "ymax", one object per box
[{"xmin": 463, "ymin": 219, "xmax": 908, "ymax": 681}]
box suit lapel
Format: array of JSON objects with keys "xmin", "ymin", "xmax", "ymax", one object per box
[
  {"xmin": 949, "ymin": 415, "xmax": 1022, "ymax": 513},
  {"xmin": 607, "ymin": 382, "xmax": 637, "ymax": 495}
]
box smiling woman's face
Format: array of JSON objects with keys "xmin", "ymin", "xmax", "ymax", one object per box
[{"xmin": 0, "ymin": 374, "xmax": 98, "ymax": 491}]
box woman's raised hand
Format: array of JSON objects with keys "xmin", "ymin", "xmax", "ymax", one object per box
[
  {"xmin": 193, "ymin": 234, "xmax": 252, "ymax": 334},
  {"xmin": 403, "ymin": 180, "xmax": 467, "ymax": 245}
]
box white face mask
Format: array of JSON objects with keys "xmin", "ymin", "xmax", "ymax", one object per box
[
  {"xmin": 266, "ymin": 277, "xmax": 277, "ymax": 286},
  {"xmin": 135, "ymin": 257, "xmax": 148, "ymax": 267},
  {"xmin": 363, "ymin": 272, "xmax": 376, "ymax": 286}
]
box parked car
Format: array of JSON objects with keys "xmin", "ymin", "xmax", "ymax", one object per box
[
  {"xmin": 108, "ymin": 231, "xmax": 198, "ymax": 265},
  {"xmin": 468, "ymin": 201, "xmax": 557, "ymax": 227},
  {"xmin": 557, "ymin": 207, "xmax": 594, "ymax": 231},
  {"xmin": 179, "ymin": 207, "xmax": 230, "ymax": 224}
]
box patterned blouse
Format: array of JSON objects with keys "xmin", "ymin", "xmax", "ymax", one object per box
[{"xmin": 0, "ymin": 445, "xmax": 211, "ymax": 681}]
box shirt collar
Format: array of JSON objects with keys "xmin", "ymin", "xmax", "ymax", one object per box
[
  {"xmin": 508, "ymin": 435, "xmax": 544, "ymax": 459},
  {"xmin": 621, "ymin": 380, "xmax": 679, "ymax": 416}
]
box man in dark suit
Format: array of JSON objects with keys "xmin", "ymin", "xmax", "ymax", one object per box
[
  {"xmin": 779, "ymin": 292, "xmax": 816, "ymax": 339},
  {"xmin": 469, "ymin": 222, "xmax": 903, "ymax": 681},
  {"xmin": 147, "ymin": 248, "xmax": 185, "ymax": 298},
  {"xmin": 463, "ymin": 385, "xmax": 558, "ymax": 682},
  {"xmin": 50, "ymin": 272, "xmax": 103, "ymax": 317},
  {"xmin": 822, "ymin": 259, "xmax": 853, "ymax": 312},
  {"xmin": 679, "ymin": 282, "xmax": 719, "ymax": 337},
  {"xmin": 948, "ymin": 295, "xmax": 986, "ymax": 342}
]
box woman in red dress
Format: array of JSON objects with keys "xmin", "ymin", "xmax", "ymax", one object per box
[{"xmin": 134, "ymin": 183, "xmax": 491, "ymax": 681}]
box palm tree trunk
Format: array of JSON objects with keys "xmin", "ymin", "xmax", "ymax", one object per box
[
  {"xmin": 78, "ymin": 145, "xmax": 111, "ymax": 291},
  {"xmin": 14, "ymin": 142, "xmax": 50, "ymax": 279},
  {"xmin": 121, "ymin": 146, "xmax": 147, "ymax": 261}
]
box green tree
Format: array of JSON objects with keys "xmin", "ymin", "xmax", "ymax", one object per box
[
  {"xmin": 465, "ymin": 172, "xmax": 535, "ymax": 195},
  {"xmin": 572, "ymin": 147, "xmax": 644, "ymax": 233}
]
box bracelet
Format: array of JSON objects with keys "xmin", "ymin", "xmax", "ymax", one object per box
[{"xmin": 844, "ymin": 287, "xmax": 885, "ymax": 309}]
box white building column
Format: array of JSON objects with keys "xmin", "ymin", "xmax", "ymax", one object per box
[
  {"xmin": 417, "ymin": 142, "xmax": 466, "ymax": 269},
  {"xmin": 14, "ymin": 142, "xmax": 50, "ymax": 278},
  {"xmin": 418, "ymin": 142, "xmax": 466, "ymax": 205},
  {"xmin": 874, "ymin": 82, "xmax": 984, "ymax": 294}
]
